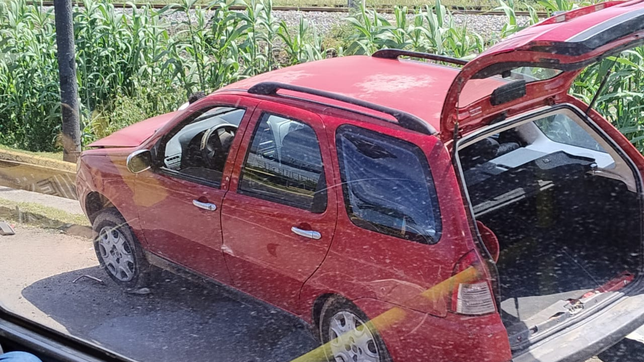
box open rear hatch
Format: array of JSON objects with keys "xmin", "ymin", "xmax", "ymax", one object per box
[
  {"xmin": 440, "ymin": 0, "xmax": 644, "ymax": 142},
  {"xmin": 443, "ymin": 0, "xmax": 644, "ymax": 353},
  {"xmin": 458, "ymin": 107, "xmax": 642, "ymax": 352}
]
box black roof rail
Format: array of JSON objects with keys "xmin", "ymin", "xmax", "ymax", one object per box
[
  {"xmin": 372, "ymin": 49, "xmax": 468, "ymax": 66},
  {"xmin": 247, "ymin": 82, "xmax": 435, "ymax": 135}
]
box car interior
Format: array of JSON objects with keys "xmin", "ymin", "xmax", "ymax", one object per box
[
  {"xmin": 458, "ymin": 108, "xmax": 642, "ymax": 350},
  {"xmin": 239, "ymin": 114, "xmax": 326, "ymax": 212},
  {"xmin": 162, "ymin": 107, "xmax": 245, "ymax": 182}
]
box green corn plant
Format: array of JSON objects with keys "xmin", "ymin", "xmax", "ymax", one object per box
[
  {"xmin": 237, "ymin": 0, "xmax": 270, "ymax": 76},
  {"xmin": 0, "ymin": 0, "xmax": 61, "ymax": 151},
  {"xmin": 202, "ymin": 0, "xmax": 246, "ymax": 89},
  {"xmin": 278, "ymin": 18, "xmax": 324, "ymax": 65},
  {"xmin": 537, "ymin": 0, "xmax": 595, "ymax": 16},
  {"xmin": 420, "ymin": 1, "xmax": 446, "ymax": 53},
  {"xmin": 443, "ymin": 25, "xmax": 484, "ymax": 58},
  {"xmin": 380, "ymin": 6, "xmax": 412, "ymax": 49},
  {"xmin": 170, "ymin": 0, "xmax": 211, "ymax": 93},
  {"xmin": 571, "ymin": 50, "xmax": 644, "ymax": 152},
  {"xmin": 342, "ymin": 0, "xmax": 479, "ymax": 60},
  {"xmin": 343, "ymin": 5, "xmax": 393, "ymax": 55},
  {"xmin": 495, "ymin": 0, "xmax": 541, "ymax": 38}
]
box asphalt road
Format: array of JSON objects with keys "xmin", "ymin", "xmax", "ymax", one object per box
[
  {"xmin": 0, "ymin": 226, "xmax": 319, "ymax": 362},
  {"xmin": 1, "ymin": 225, "xmax": 644, "ymax": 362}
]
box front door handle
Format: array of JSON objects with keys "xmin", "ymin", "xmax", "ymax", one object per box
[
  {"xmin": 193, "ymin": 200, "xmax": 217, "ymax": 211},
  {"xmin": 291, "ymin": 226, "xmax": 321, "ymax": 240}
]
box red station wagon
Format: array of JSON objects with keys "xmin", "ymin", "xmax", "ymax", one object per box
[{"xmin": 77, "ymin": 3, "xmax": 644, "ymax": 361}]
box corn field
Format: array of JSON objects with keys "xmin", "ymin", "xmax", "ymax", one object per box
[{"xmin": 0, "ymin": 0, "xmax": 642, "ymax": 152}]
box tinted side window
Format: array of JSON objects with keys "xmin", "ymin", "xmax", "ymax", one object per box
[
  {"xmin": 336, "ymin": 125, "xmax": 441, "ymax": 244},
  {"xmin": 162, "ymin": 107, "xmax": 244, "ymax": 185},
  {"xmin": 238, "ymin": 113, "xmax": 327, "ymax": 213}
]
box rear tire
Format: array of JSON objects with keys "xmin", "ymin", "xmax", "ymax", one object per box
[
  {"xmin": 319, "ymin": 297, "xmax": 392, "ymax": 362},
  {"xmin": 92, "ymin": 208, "xmax": 149, "ymax": 289}
]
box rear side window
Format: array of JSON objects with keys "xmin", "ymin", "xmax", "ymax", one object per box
[
  {"xmin": 238, "ymin": 113, "xmax": 327, "ymax": 213},
  {"xmin": 534, "ymin": 114, "xmax": 607, "ymax": 153},
  {"xmin": 336, "ymin": 125, "xmax": 441, "ymax": 244}
]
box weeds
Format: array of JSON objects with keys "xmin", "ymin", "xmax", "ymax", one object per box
[
  {"xmin": 0, "ymin": 0, "xmax": 643, "ymax": 153},
  {"xmin": 0, "ymin": 0, "xmax": 327, "ymax": 148}
]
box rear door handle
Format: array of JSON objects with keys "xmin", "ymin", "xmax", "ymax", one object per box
[
  {"xmin": 291, "ymin": 227, "xmax": 321, "ymax": 240},
  {"xmin": 193, "ymin": 200, "xmax": 217, "ymax": 211}
]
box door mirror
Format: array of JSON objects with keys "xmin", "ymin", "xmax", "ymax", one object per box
[{"xmin": 126, "ymin": 149, "xmax": 152, "ymax": 174}]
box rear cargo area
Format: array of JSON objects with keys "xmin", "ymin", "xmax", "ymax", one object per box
[
  {"xmin": 459, "ymin": 114, "xmax": 642, "ymax": 350},
  {"xmin": 479, "ymin": 175, "xmax": 639, "ymax": 324}
]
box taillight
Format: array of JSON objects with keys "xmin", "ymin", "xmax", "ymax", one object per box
[{"xmin": 450, "ymin": 250, "xmax": 496, "ymax": 315}]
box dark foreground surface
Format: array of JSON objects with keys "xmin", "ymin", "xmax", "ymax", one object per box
[{"xmin": 0, "ymin": 226, "xmax": 642, "ymax": 362}]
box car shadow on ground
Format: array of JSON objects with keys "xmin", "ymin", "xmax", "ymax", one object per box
[
  {"xmin": 598, "ymin": 338, "xmax": 644, "ymax": 362},
  {"xmin": 21, "ymin": 266, "xmax": 321, "ymax": 362},
  {"xmin": 21, "ymin": 264, "xmax": 644, "ymax": 362}
]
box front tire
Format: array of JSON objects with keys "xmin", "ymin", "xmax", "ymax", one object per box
[
  {"xmin": 319, "ymin": 297, "xmax": 392, "ymax": 362},
  {"xmin": 92, "ymin": 208, "xmax": 149, "ymax": 289}
]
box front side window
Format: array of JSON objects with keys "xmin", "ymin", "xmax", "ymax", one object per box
[
  {"xmin": 336, "ymin": 125, "xmax": 441, "ymax": 244},
  {"xmin": 238, "ymin": 113, "xmax": 327, "ymax": 212},
  {"xmin": 161, "ymin": 107, "xmax": 245, "ymax": 184}
]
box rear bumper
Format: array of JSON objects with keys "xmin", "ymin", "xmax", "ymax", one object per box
[
  {"xmin": 514, "ymin": 285, "xmax": 644, "ymax": 362},
  {"xmin": 354, "ymin": 298, "xmax": 512, "ymax": 362}
]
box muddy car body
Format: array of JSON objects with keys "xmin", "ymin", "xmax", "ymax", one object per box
[{"xmin": 77, "ymin": 2, "xmax": 644, "ymax": 361}]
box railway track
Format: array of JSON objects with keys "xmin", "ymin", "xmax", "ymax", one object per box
[{"xmin": 29, "ymin": 1, "xmax": 549, "ymax": 17}]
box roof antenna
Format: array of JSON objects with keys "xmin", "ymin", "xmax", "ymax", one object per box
[{"xmin": 586, "ymin": 57, "xmax": 618, "ymax": 115}]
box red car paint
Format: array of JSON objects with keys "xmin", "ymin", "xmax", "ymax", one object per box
[
  {"xmin": 76, "ymin": 3, "xmax": 644, "ymax": 361},
  {"xmin": 440, "ymin": 0, "xmax": 644, "ymax": 140}
]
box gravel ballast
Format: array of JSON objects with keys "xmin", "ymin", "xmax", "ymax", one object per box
[
  {"xmin": 96, "ymin": 5, "xmax": 529, "ymax": 40},
  {"xmin": 273, "ymin": 10, "xmax": 528, "ymax": 38}
]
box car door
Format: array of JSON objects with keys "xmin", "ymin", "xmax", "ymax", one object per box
[
  {"xmin": 221, "ymin": 101, "xmax": 337, "ymax": 312},
  {"xmin": 135, "ymin": 97, "xmax": 259, "ymax": 284}
]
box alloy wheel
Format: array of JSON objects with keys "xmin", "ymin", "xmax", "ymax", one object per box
[
  {"xmin": 97, "ymin": 226, "xmax": 136, "ymax": 282},
  {"xmin": 328, "ymin": 311, "xmax": 380, "ymax": 362}
]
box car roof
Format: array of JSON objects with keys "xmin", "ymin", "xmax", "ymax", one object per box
[{"xmin": 220, "ymin": 56, "xmax": 469, "ymax": 133}]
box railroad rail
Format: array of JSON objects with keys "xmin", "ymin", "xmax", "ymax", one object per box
[{"xmin": 29, "ymin": 1, "xmax": 549, "ymax": 17}]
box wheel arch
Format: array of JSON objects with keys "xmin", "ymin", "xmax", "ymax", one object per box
[
  {"xmin": 85, "ymin": 191, "xmax": 115, "ymax": 224},
  {"xmin": 312, "ymin": 293, "xmax": 341, "ymax": 333}
]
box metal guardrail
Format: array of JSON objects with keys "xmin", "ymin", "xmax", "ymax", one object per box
[{"xmin": 0, "ymin": 151, "xmax": 77, "ymax": 200}]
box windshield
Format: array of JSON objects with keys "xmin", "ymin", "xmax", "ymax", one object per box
[{"xmin": 1, "ymin": 0, "xmax": 644, "ymax": 362}]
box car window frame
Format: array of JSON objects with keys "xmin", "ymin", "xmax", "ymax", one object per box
[
  {"xmin": 235, "ymin": 110, "xmax": 329, "ymax": 213},
  {"xmin": 335, "ymin": 124, "xmax": 443, "ymax": 245},
  {"xmin": 151, "ymin": 102, "xmax": 250, "ymax": 189}
]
